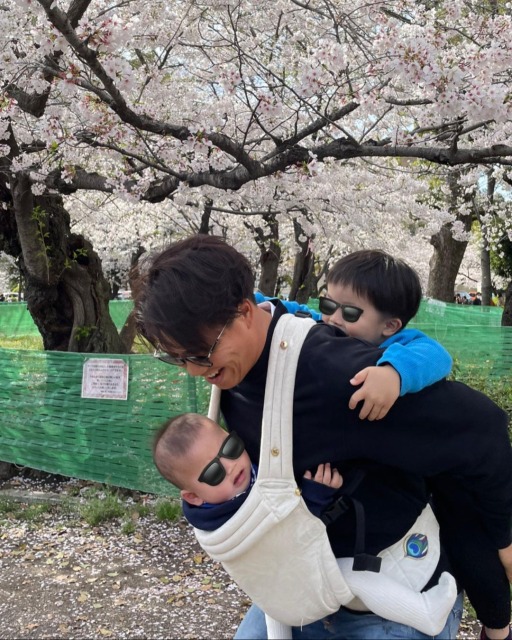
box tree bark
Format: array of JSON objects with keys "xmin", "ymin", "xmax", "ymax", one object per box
[
  {"xmin": 4, "ymin": 172, "xmax": 125, "ymax": 352},
  {"xmin": 289, "ymin": 218, "xmax": 315, "ymax": 303},
  {"xmin": 502, "ymin": 280, "xmax": 512, "ymax": 327},
  {"xmin": 427, "ymin": 171, "xmax": 472, "ymax": 301},
  {"xmin": 427, "ymin": 225, "xmax": 469, "ymax": 301},
  {"xmin": 244, "ymin": 213, "xmax": 281, "ymax": 296},
  {"xmin": 119, "ymin": 245, "xmax": 146, "ymax": 352},
  {"xmin": 479, "ymin": 170, "xmax": 495, "ymax": 306}
]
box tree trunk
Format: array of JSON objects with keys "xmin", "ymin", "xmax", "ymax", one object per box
[
  {"xmin": 289, "ymin": 218, "xmax": 315, "ymax": 303},
  {"xmin": 479, "ymin": 170, "xmax": 495, "ymax": 306},
  {"xmin": 427, "ymin": 225, "xmax": 469, "ymax": 301},
  {"xmin": 257, "ymin": 219, "xmax": 281, "ymax": 297},
  {"xmin": 427, "ymin": 171, "xmax": 472, "ymax": 302},
  {"xmin": 198, "ymin": 198, "xmax": 213, "ymax": 234},
  {"xmin": 480, "ymin": 247, "xmax": 492, "ymax": 305},
  {"xmin": 4, "ymin": 171, "xmax": 125, "ymax": 353},
  {"xmin": 502, "ymin": 280, "xmax": 512, "ymax": 327},
  {"xmin": 119, "ymin": 245, "xmax": 146, "ymax": 352},
  {"xmin": 244, "ymin": 213, "xmax": 281, "ymax": 296}
]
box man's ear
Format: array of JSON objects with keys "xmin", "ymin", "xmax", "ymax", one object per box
[
  {"xmin": 382, "ymin": 317, "xmax": 402, "ymax": 337},
  {"xmin": 181, "ymin": 489, "xmax": 203, "ymax": 506},
  {"xmin": 239, "ymin": 298, "xmax": 255, "ymax": 327}
]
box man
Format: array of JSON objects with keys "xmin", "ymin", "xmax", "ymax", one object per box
[{"xmin": 135, "ymin": 235, "xmax": 512, "ymax": 640}]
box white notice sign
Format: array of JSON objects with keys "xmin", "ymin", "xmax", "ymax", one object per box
[{"xmin": 81, "ymin": 358, "xmax": 129, "ymax": 400}]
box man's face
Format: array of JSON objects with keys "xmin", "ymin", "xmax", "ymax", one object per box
[
  {"xmin": 322, "ymin": 282, "xmax": 391, "ymax": 345},
  {"xmin": 163, "ymin": 302, "xmax": 263, "ymax": 389}
]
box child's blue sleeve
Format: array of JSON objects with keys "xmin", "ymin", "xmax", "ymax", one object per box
[
  {"xmin": 282, "ymin": 300, "xmax": 322, "ymax": 321},
  {"xmin": 378, "ymin": 329, "xmax": 452, "ymax": 395},
  {"xmin": 255, "ymin": 293, "xmax": 322, "ymax": 321}
]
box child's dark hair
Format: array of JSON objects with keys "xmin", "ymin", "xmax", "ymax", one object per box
[
  {"xmin": 153, "ymin": 413, "xmax": 205, "ymax": 488},
  {"xmin": 327, "ymin": 250, "xmax": 422, "ymax": 328}
]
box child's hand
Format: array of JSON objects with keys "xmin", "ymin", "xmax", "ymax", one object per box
[
  {"xmin": 349, "ymin": 365, "xmax": 401, "ymax": 420},
  {"xmin": 304, "ymin": 463, "xmax": 343, "ymax": 489}
]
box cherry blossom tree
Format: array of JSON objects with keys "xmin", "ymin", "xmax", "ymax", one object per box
[{"xmin": 3, "ymin": 0, "xmax": 512, "ymax": 349}]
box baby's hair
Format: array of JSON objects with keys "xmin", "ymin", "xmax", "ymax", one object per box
[
  {"xmin": 327, "ymin": 249, "xmax": 422, "ymax": 328},
  {"xmin": 153, "ymin": 413, "xmax": 206, "ymax": 488}
]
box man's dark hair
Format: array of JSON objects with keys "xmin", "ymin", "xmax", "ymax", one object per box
[
  {"xmin": 327, "ymin": 249, "xmax": 422, "ymax": 328},
  {"xmin": 153, "ymin": 413, "xmax": 206, "ymax": 488},
  {"xmin": 133, "ymin": 235, "xmax": 255, "ymax": 353}
]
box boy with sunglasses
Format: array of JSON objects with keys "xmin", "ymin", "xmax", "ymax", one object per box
[
  {"xmin": 321, "ymin": 249, "xmax": 453, "ymax": 421},
  {"xmin": 256, "ymin": 249, "xmax": 452, "ymax": 421},
  {"xmin": 153, "ymin": 412, "xmax": 457, "ymax": 637},
  {"xmin": 257, "ymin": 249, "xmax": 510, "ymax": 640}
]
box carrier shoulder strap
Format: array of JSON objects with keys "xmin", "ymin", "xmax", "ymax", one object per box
[
  {"xmin": 207, "ymin": 313, "xmax": 315, "ymax": 481},
  {"xmin": 258, "ymin": 314, "xmax": 315, "ymax": 480}
]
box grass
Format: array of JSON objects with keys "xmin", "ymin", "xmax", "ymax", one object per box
[
  {"xmin": 154, "ymin": 499, "xmax": 182, "ymax": 522},
  {"xmin": 0, "ymin": 488, "xmax": 183, "ymax": 532},
  {"xmin": 0, "ymin": 335, "xmax": 43, "ymax": 350},
  {"xmin": 450, "ymin": 364, "xmax": 512, "ymax": 426},
  {"xmin": 78, "ymin": 491, "xmax": 127, "ymax": 526},
  {"xmin": 0, "ymin": 498, "xmax": 55, "ymax": 523},
  {"xmin": 0, "ymin": 334, "xmax": 151, "ymax": 354}
]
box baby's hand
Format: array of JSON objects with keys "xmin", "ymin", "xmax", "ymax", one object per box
[
  {"xmin": 348, "ymin": 365, "xmax": 401, "ymax": 421},
  {"xmin": 304, "ymin": 463, "xmax": 343, "ymax": 489}
]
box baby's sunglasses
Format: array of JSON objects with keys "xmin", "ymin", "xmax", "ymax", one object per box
[
  {"xmin": 318, "ymin": 296, "xmax": 364, "ymax": 323},
  {"xmin": 198, "ymin": 431, "xmax": 246, "ymax": 486}
]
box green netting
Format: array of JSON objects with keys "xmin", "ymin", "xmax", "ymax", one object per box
[
  {"xmin": 408, "ymin": 299, "xmax": 512, "ymax": 378},
  {"xmin": 0, "ymin": 348, "xmax": 211, "ymax": 495},
  {"xmin": 0, "ymin": 298, "xmax": 507, "ymax": 336},
  {"xmin": 0, "ymin": 300, "xmax": 133, "ymax": 337},
  {"xmin": 109, "ymin": 300, "xmax": 134, "ymax": 329},
  {"xmin": 0, "ymin": 302, "xmax": 41, "ymax": 337},
  {"xmin": 0, "ymin": 297, "xmax": 511, "ymax": 493},
  {"xmin": 411, "ymin": 298, "xmax": 503, "ymax": 327}
]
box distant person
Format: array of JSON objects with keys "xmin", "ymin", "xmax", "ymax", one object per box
[
  {"xmin": 472, "ymin": 292, "xmax": 482, "ymax": 306},
  {"xmin": 0, "ymin": 293, "xmax": 5, "ymax": 303}
]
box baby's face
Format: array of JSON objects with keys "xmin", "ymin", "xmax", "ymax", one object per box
[
  {"xmin": 182, "ymin": 423, "xmax": 252, "ymax": 505},
  {"xmin": 322, "ymin": 282, "xmax": 389, "ymax": 346}
]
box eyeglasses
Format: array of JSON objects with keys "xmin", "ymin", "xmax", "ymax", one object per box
[
  {"xmin": 318, "ymin": 297, "xmax": 364, "ymax": 323},
  {"xmin": 154, "ymin": 322, "xmax": 229, "ymax": 368},
  {"xmin": 198, "ymin": 432, "xmax": 246, "ymax": 486}
]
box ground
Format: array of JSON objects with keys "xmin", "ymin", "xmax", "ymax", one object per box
[{"xmin": 0, "ymin": 475, "xmax": 481, "ymax": 640}]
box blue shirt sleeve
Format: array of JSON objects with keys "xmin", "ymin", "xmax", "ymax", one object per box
[
  {"xmin": 378, "ymin": 329, "xmax": 453, "ymax": 395},
  {"xmin": 255, "ymin": 293, "xmax": 322, "ymax": 322}
]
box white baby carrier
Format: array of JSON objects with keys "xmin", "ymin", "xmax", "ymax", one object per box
[{"xmin": 195, "ymin": 314, "xmax": 443, "ymax": 629}]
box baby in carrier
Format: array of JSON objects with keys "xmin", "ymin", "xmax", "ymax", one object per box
[{"xmin": 153, "ymin": 412, "xmax": 457, "ymax": 637}]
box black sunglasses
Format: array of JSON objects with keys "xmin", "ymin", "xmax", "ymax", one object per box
[
  {"xmin": 154, "ymin": 322, "xmax": 228, "ymax": 368},
  {"xmin": 198, "ymin": 432, "xmax": 245, "ymax": 486},
  {"xmin": 318, "ymin": 297, "xmax": 364, "ymax": 323}
]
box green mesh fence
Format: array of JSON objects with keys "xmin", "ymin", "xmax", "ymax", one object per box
[
  {"xmin": 0, "ymin": 302, "xmax": 41, "ymax": 337},
  {"xmin": 0, "ymin": 348, "xmax": 211, "ymax": 495},
  {"xmin": 0, "ymin": 297, "xmax": 510, "ymax": 493},
  {"xmin": 0, "ymin": 300, "xmax": 133, "ymax": 337},
  {"xmin": 408, "ymin": 298, "xmax": 512, "ymax": 379}
]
